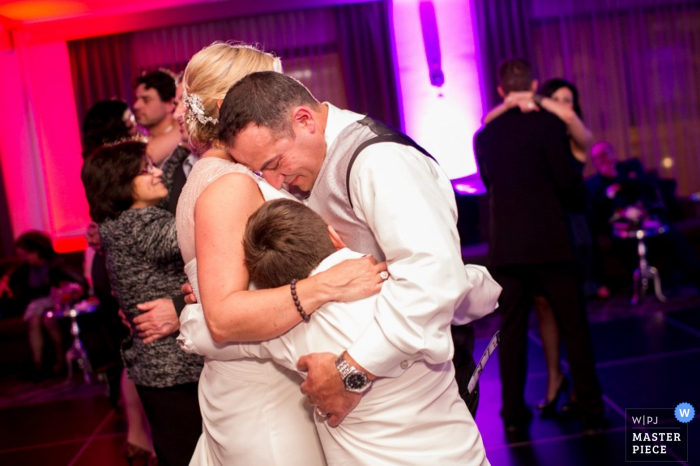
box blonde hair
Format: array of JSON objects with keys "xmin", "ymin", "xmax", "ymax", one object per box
[{"xmin": 183, "ymin": 42, "xmax": 282, "ymax": 152}]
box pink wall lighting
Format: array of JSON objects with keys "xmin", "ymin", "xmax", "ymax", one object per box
[
  {"xmin": 0, "ymin": 33, "xmax": 89, "ymax": 250},
  {"xmin": 0, "ymin": 37, "xmax": 49, "ymax": 236},
  {"xmin": 25, "ymin": 41, "xmax": 89, "ymax": 240},
  {"xmin": 391, "ymin": 0, "xmax": 483, "ymax": 180}
]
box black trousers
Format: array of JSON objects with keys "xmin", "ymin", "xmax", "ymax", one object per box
[
  {"xmin": 492, "ymin": 262, "xmax": 604, "ymax": 425},
  {"xmin": 136, "ymin": 382, "xmax": 202, "ymax": 466},
  {"xmin": 451, "ymin": 324, "xmax": 479, "ymax": 418}
]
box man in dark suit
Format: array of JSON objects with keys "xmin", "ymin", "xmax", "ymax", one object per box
[
  {"xmin": 474, "ymin": 58, "xmax": 605, "ymax": 441},
  {"xmin": 160, "ymin": 75, "xmax": 197, "ymax": 216}
]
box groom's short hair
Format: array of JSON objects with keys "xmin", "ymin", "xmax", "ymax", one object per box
[
  {"xmin": 243, "ymin": 199, "xmax": 336, "ymax": 289},
  {"xmin": 218, "ymin": 71, "xmax": 320, "ymax": 147}
]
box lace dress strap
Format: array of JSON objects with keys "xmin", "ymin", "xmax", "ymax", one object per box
[{"xmin": 176, "ymin": 158, "xmax": 257, "ymax": 264}]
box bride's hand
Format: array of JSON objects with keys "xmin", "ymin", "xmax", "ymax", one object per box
[{"xmin": 317, "ymin": 255, "xmax": 388, "ymax": 303}]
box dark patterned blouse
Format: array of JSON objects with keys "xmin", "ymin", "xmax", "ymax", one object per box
[{"xmin": 99, "ymin": 207, "xmax": 203, "ymax": 388}]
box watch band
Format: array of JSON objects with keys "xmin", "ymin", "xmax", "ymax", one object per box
[
  {"xmin": 335, "ymin": 356, "xmax": 354, "ymax": 380},
  {"xmin": 335, "ymin": 353, "xmax": 372, "ymax": 393}
]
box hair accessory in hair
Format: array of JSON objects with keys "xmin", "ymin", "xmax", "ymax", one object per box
[{"xmin": 183, "ymin": 91, "xmax": 218, "ymax": 126}]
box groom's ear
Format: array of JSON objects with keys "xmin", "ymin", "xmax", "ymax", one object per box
[
  {"xmin": 327, "ymin": 225, "xmax": 345, "ymax": 250},
  {"xmin": 292, "ymin": 107, "xmax": 316, "ymax": 134}
]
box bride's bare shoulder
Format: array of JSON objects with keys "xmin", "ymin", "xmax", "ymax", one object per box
[{"xmin": 195, "ymin": 171, "xmax": 262, "ymax": 213}]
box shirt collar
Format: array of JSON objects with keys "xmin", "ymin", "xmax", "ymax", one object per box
[
  {"xmin": 310, "ymin": 248, "xmax": 365, "ymax": 276},
  {"xmin": 323, "ymin": 102, "xmax": 364, "ymax": 154}
]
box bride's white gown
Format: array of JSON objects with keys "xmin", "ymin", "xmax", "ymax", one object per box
[{"xmin": 176, "ymin": 157, "xmax": 326, "ymax": 466}]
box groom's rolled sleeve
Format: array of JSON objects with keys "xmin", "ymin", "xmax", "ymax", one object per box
[{"xmin": 345, "ymin": 144, "xmax": 468, "ymax": 378}]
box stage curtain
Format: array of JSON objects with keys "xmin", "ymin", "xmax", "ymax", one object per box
[
  {"xmin": 530, "ymin": 1, "xmax": 700, "ymax": 194},
  {"xmin": 472, "ymin": 0, "xmax": 533, "ymax": 111},
  {"xmin": 67, "ymin": 1, "xmax": 399, "ymax": 135},
  {"xmin": 335, "ymin": 1, "xmax": 400, "ymax": 128}
]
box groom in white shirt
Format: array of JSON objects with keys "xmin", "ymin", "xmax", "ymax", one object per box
[{"xmin": 216, "ymin": 71, "xmax": 501, "ymax": 426}]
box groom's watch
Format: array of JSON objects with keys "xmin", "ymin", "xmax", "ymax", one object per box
[{"xmin": 335, "ymin": 353, "xmax": 372, "ymax": 393}]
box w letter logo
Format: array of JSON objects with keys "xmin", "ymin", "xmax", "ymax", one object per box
[{"xmin": 675, "ymin": 403, "xmax": 695, "ymax": 423}]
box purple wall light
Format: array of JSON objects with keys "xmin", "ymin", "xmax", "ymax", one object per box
[{"xmin": 392, "ymin": 0, "xmax": 484, "ymax": 181}]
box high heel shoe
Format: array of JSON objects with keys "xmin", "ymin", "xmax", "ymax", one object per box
[
  {"xmin": 536, "ymin": 375, "xmax": 570, "ymax": 417},
  {"xmin": 122, "ymin": 442, "xmax": 153, "ymax": 466},
  {"xmin": 561, "ymin": 399, "xmax": 581, "ymax": 418}
]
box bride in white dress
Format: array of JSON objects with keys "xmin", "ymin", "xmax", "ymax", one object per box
[{"xmin": 175, "ymin": 42, "xmax": 386, "ymax": 466}]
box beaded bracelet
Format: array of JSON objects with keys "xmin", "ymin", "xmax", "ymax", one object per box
[{"xmin": 290, "ymin": 279, "xmax": 310, "ymax": 322}]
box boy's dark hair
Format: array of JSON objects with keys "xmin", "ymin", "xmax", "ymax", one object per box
[
  {"xmin": 243, "ymin": 199, "xmax": 336, "ymax": 289},
  {"xmin": 81, "ymin": 141, "xmax": 148, "ymax": 223},
  {"xmin": 134, "ymin": 70, "xmax": 176, "ymax": 102},
  {"xmin": 218, "ymin": 71, "xmax": 319, "ymax": 147},
  {"xmin": 15, "ymin": 230, "xmax": 55, "ymax": 260},
  {"xmin": 498, "ymin": 58, "xmax": 533, "ymax": 94}
]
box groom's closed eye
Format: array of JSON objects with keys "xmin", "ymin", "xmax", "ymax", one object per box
[{"xmin": 261, "ymin": 156, "xmax": 281, "ymax": 172}]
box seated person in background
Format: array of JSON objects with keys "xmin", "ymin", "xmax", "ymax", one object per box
[
  {"xmin": 0, "ymin": 231, "xmax": 87, "ymax": 378},
  {"xmin": 586, "ymin": 141, "xmax": 700, "ymax": 289},
  {"xmin": 180, "ymin": 199, "xmax": 490, "ymax": 466},
  {"xmin": 587, "ymin": 141, "xmax": 662, "ymax": 229}
]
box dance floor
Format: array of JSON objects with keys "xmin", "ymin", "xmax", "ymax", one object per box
[{"xmin": 0, "ymin": 285, "xmax": 698, "ymax": 465}]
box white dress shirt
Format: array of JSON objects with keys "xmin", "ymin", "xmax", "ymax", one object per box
[
  {"xmin": 321, "ymin": 104, "xmax": 500, "ymax": 377},
  {"xmin": 180, "ymin": 248, "xmax": 489, "ymax": 466}
]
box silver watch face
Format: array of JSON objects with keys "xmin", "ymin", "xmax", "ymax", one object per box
[{"xmin": 345, "ymin": 372, "xmax": 370, "ymax": 392}]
